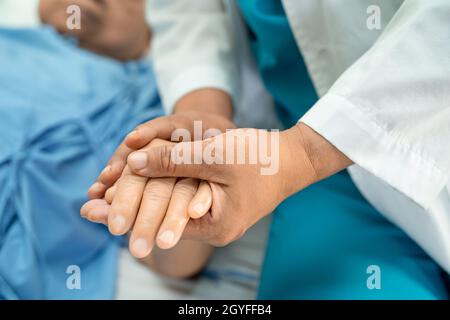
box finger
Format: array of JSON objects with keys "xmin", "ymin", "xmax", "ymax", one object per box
[
  {"xmin": 94, "ymin": 129, "xmax": 176, "ymax": 200},
  {"xmin": 156, "ymin": 178, "xmax": 199, "ymax": 250},
  {"xmin": 182, "ymin": 182, "xmax": 223, "ymax": 243},
  {"xmin": 129, "ymin": 177, "xmax": 176, "ymax": 258},
  {"xmin": 180, "ymin": 212, "xmax": 214, "ymax": 242},
  {"xmin": 87, "ymin": 142, "xmax": 134, "ymax": 200},
  {"xmin": 104, "ymin": 184, "xmax": 117, "ymax": 204},
  {"xmin": 127, "ymin": 139, "xmax": 223, "ymax": 182},
  {"xmin": 97, "ymin": 136, "xmax": 172, "ymax": 193},
  {"xmin": 98, "ymin": 143, "xmax": 134, "ymax": 188},
  {"xmin": 86, "ymin": 204, "xmax": 110, "ymax": 225},
  {"xmin": 87, "ymin": 181, "xmax": 107, "ymax": 200},
  {"xmin": 188, "ymin": 181, "xmax": 212, "ymax": 219},
  {"xmin": 108, "ymin": 166, "xmax": 148, "ymax": 235},
  {"xmin": 81, "ymin": 198, "xmax": 104, "ymax": 218},
  {"xmin": 107, "ymin": 138, "xmax": 177, "ymax": 235},
  {"xmin": 81, "ymin": 199, "xmax": 110, "ymax": 225},
  {"xmin": 124, "ymin": 116, "xmax": 182, "ymax": 150}
]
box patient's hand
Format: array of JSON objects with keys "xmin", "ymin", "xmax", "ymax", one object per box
[
  {"xmin": 39, "ymin": 0, "xmax": 150, "ymax": 61},
  {"xmin": 81, "ymin": 139, "xmax": 212, "ymax": 258}
]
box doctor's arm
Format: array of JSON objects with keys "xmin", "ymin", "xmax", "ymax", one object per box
[
  {"xmin": 298, "ymin": 0, "xmax": 450, "ymax": 272},
  {"xmin": 300, "ymin": 0, "xmax": 450, "ymax": 209}
]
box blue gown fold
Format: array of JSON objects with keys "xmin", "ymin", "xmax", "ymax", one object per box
[{"xmin": 0, "ymin": 27, "xmax": 163, "ymax": 299}]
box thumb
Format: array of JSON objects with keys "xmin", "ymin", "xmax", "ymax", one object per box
[{"xmin": 127, "ymin": 139, "xmax": 222, "ymax": 181}]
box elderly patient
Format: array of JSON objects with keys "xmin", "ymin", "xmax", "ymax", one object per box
[
  {"xmin": 0, "ymin": 0, "xmax": 171, "ymax": 298},
  {"xmin": 40, "ymin": 0, "xmax": 216, "ymax": 278},
  {"xmin": 39, "ymin": 0, "xmax": 217, "ymax": 277},
  {"xmin": 0, "ymin": 27, "xmax": 151, "ymax": 299}
]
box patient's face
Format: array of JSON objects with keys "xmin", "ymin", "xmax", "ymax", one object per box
[{"xmin": 40, "ymin": 0, "xmax": 150, "ymax": 61}]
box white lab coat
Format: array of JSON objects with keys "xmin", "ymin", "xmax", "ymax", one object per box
[
  {"xmin": 0, "ymin": 0, "xmax": 41, "ymax": 27},
  {"xmin": 147, "ymin": 0, "xmax": 450, "ymax": 273}
]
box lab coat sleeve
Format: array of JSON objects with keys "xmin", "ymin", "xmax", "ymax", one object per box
[
  {"xmin": 0, "ymin": 0, "xmax": 41, "ymax": 27},
  {"xmin": 300, "ymin": 0, "xmax": 450, "ymax": 209},
  {"xmin": 146, "ymin": 0, "xmax": 237, "ymax": 114}
]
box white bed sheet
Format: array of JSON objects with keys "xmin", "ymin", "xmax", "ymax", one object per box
[{"xmin": 116, "ymin": 217, "xmax": 270, "ymax": 300}]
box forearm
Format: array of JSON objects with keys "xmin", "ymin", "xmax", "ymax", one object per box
[
  {"xmin": 140, "ymin": 240, "xmax": 213, "ymax": 279},
  {"xmin": 174, "ymin": 88, "xmax": 234, "ymax": 120}
]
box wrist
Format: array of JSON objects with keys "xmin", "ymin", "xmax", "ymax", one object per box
[
  {"xmin": 279, "ymin": 124, "xmax": 317, "ymax": 199},
  {"xmin": 298, "ymin": 122, "xmax": 352, "ymax": 181},
  {"xmin": 174, "ymin": 88, "xmax": 233, "ymax": 120},
  {"xmin": 279, "ymin": 122, "xmax": 352, "ymax": 198}
]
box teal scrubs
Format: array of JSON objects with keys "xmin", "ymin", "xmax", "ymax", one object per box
[{"xmin": 238, "ymin": 0, "xmax": 449, "ymax": 299}]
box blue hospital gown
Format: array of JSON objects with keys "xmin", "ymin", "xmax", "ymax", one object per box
[{"xmin": 0, "ymin": 27, "xmax": 163, "ymax": 299}]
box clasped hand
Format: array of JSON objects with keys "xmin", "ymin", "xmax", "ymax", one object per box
[{"xmin": 81, "ymin": 109, "xmax": 327, "ymax": 258}]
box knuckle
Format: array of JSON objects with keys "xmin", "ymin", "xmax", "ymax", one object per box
[
  {"xmin": 135, "ymin": 216, "xmax": 156, "ymax": 231},
  {"xmin": 157, "ymin": 145, "xmax": 177, "ymax": 175},
  {"xmin": 144, "ymin": 189, "xmax": 171, "ymax": 203},
  {"xmin": 171, "ymin": 115, "xmax": 187, "ymax": 128},
  {"xmin": 173, "ymin": 179, "xmax": 197, "ymax": 197},
  {"xmin": 148, "ymin": 178, "xmax": 174, "ymax": 190},
  {"xmin": 144, "ymin": 180, "xmax": 173, "ymax": 202},
  {"xmin": 122, "ymin": 173, "xmax": 147, "ymax": 185}
]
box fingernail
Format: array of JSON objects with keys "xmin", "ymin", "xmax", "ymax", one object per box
[
  {"xmin": 101, "ymin": 165, "xmax": 111, "ymax": 175},
  {"xmin": 132, "ymin": 238, "xmax": 150, "ymax": 258},
  {"xmin": 158, "ymin": 230, "xmax": 175, "ymax": 246},
  {"xmin": 192, "ymin": 203, "xmax": 204, "ymax": 216},
  {"xmin": 128, "ymin": 152, "xmax": 148, "ymax": 170},
  {"xmin": 126, "ymin": 130, "xmax": 138, "ymax": 140},
  {"xmin": 110, "ymin": 215, "xmax": 126, "ymax": 234},
  {"xmin": 80, "ymin": 203, "xmax": 88, "ymax": 217},
  {"xmin": 88, "ymin": 182, "xmax": 103, "ymax": 193}
]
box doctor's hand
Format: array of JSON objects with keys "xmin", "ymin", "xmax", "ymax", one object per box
[
  {"xmin": 88, "ymin": 89, "xmax": 235, "ymax": 201},
  {"xmin": 39, "ymin": 0, "xmax": 150, "ymax": 61},
  {"xmin": 126, "ymin": 123, "xmax": 351, "ymax": 246}
]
